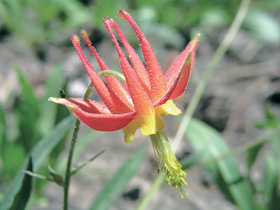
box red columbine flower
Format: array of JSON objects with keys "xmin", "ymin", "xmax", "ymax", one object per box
[{"xmin": 49, "ymin": 10, "xmax": 199, "ymax": 197}]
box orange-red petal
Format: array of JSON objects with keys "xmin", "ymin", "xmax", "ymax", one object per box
[
  {"xmin": 165, "ymin": 34, "xmax": 200, "ymax": 89},
  {"xmin": 71, "ymin": 34, "xmax": 133, "ymax": 114},
  {"xmin": 155, "ymin": 53, "xmax": 192, "ymax": 106},
  {"xmin": 118, "ymin": 10, "xmax": 167, "ymax": 103},
  {"xmin": 109, "ymin": 18, "xmax": 151, "ymax": 95},
  {"xmin": 49, "ymin": 97, "xmax": 136, "ymax": 131},
  {"xmin": 80, "ymin": 29, "xmax": 133, "ymax": 109},
  {"xmin": 104, "ymin": 18, "xmax": 164, "ymax": 136}
]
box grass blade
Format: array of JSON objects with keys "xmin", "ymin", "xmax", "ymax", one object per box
[
  {"xmin": 14, "ymin": 67, "xmax": 40, "ymax": 152},
  {"xmin": 0, "ymin": 116, "xmax": 74, "ymax": 210},
  {"xmin": 0, "ymin": 157, "xmax": 32, "ymax": 210},
  {"xmin": 37, "ymin": 65, "xmax": 65, "ymax": 135},
  {"xmin": 31, "ymin": 115, "xmax": 74, "ymax": 171},
  {"xmin": 90, "ymin": 146, "xmax": 145, "ymax": 210},
  {"xmin": 186, "ymin": 118, "xmax": 254, "ymax": 210},
  {"xmin": 263, "ymin": 156, "xmax": 280, "ymax": 210},
  {"xmin": 0, "ymin": 104, "xmax": 7, "ymax": 157}
]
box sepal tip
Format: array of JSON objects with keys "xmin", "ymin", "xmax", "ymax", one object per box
[
  {"xmin": 66, "ymin": 105, "xmax": 75, "ymax": 112},
  {"xmin": 48, "ymin": 97, "xmax": 58, "ymax": 103},
  {"xmin": 194, "ymin": 33, "xmax": 201, "ymax": 42}
]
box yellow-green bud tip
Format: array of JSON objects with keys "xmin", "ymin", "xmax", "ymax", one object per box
[
  {"xmin": 186, "ymin": 52, "xmax": 192, "ymax": 64},
  {"xmin": 48, "ymin": 97, "xmax": 59, "ymax": 102},
  {"xmin": 66, "ymin": 105, "xmax": 75, "ymax": 112}
]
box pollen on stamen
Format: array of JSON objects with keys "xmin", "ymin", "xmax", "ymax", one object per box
[
  {"xmin": 109, "ymin": 18, "xmax": 116, "ymax": 27},
  {"xmin": 103, "ymin": 17, "xmax": 111, "ymax": 26},
  {"xmin": 106, "ymin": 18, "xmax": 115, "ymax": 27},
  {"xmin": 80, "ymin": 29, "xmax": 89, "ymax": 40},
  {"xmin": 71, "ymin": 34, "xmax": 80, "ymax": 45},
  {"xmin": 118, "ymin": 10, "xmax": 126, "ymax": 19}
]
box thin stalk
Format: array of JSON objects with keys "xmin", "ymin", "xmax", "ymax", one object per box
[
  {"xmin": 63, "ymin": 82, "xmax": 93, "ymax": 210},
  {"xmin": 99, "ymin": 70, "xmax": 126, "ymax": 82},
  {"xmin": 172, "ymin": 0, "xmax": 251, "ymax": 151},
  {"xmin": 199, "ymin": 126, "xmax": 280, "ymax": 167},
  {"xmin": 136, "ymin": 174, "xmax": 165, "ymax": 210},
  {"xmin": 137, "ymin": 0, "xmax": 251, "ymax": 209}
]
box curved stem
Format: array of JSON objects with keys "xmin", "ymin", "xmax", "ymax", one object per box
[
  {"xmin": 99, "ymin": 70, "xmax": 126, "ymax": 82},
  {"xmin": 63, "ymin": 82, "xmax": 93, "ymax": 210},
  {"xmin": 137, "ymin": 0, "xmax": 251, "ymax": 209}
]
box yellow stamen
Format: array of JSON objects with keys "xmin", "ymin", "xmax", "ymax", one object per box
[{"xmin": 149, "ymin": 130, "xmax": 187, "ymax": 198}]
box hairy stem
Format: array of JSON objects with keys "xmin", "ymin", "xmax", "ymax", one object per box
[{"xmin": 63, "ymin": 82, "xmax": 93, "ymax": 210}]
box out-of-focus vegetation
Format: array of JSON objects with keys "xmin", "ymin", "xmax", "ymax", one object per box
[
  {"xmin": 0, "ymin": 0, "xmax": 280, "ymax": 209},
  {"xmin": 0, "ymin": 0, "xmax": 279, "ymax": 46}
]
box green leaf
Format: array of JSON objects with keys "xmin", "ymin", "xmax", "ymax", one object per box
[
  {"xmin": 14, "ymin": 66, "xmax": 40, "ymax": 152},
  {"xmin": 90, "ymin": 146, "xmax": 145, "ymax": 210},
  {"xmin": 244, "ymin": 10, "xmax": 280, "ymax": 44},
  {"xmin": 261, "ymin": 156, "xmax": 280, "ymax": 210},
  {"xmin": 186, "ymin": 118, "xmax": 255, "ymax": 210},
  {"xmin": 246, "ymin": 144, "xmax": 263, "ymax": 171},
  {"xmin": 1, "ymin": 116, "xmax": 74, "ymax": 210},
  {"xmin": 255, "ymin": 104, "xmax": 280, "ymax": 129},
  {"xmin": 181, "ymin": 150, "xmax": 204, "ymax": 170},
  {"xmin": 200, "ymin": 8, "xmax": 228, "ymax": 28},
  {"xmin": 1, "ymin": 141, "xmax": 26, "ymax": 177},
  {"xmin": 37, "ymin": 65, "xmax": 65, "ymax": 135},
  {"xmin": 31, "ymin": 115, "xmax": 74, "ymax": 171},
  {"xmin": 0, "ymin": 104, "xmax": 7, "ymax": 156},
  {"xmin": 14, "ymin": 66, "xmax": 39, "ymax": 118},
  {"xmin": 0, "ymin": 157, "xmax": 33, "ymax": 210}
]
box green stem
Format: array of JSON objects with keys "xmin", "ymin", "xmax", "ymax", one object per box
[
  {"xmin": 98, "ymin": 70, "xmax": 126, "ymax": 82},
  {"xmin": 137, "ymin": 0, "xmax": 251, "ymax": 209},
  {"xmin": 63, "ymin": 69, "xmax": 124, "ymax": 209},
  {"xmin": 63, "ymin": 82, "xmax": 93, "ymax": 210},
  {"xmin": 136, "ymin": 174, "xmax": 165, "ymax": 210}
]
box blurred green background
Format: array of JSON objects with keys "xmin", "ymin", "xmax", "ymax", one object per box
[{"xmin": 0, "ymin": 0, "xmax": 280, "ymax": 209}]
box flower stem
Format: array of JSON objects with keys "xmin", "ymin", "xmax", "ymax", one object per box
[
  {"xmin": 63, "ymin": 82, "xmax": 93, "ymax": 210},
  {"xmin": 137, "ymin": 0, "xmax": 251, "ymax": 209}
]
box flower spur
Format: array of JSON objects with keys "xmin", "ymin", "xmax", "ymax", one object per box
[{"xmin": 49, "ymin": 10, "xmax": 200, "ymax": 197}]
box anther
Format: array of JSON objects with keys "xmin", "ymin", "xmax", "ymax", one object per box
[
  {"xmin": 118, "ymin": 10, "xmax": 126, "ymax": 19},
  {"xmin": 71, "ymin": 34, "xmax": 80, "ymax": 46},
  {"xmin": 80, "ymin": 29, "xmax": 89, "ymax": 40}
]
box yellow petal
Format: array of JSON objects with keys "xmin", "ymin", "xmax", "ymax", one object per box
[
  {"xmin": 122, "ymin": 117, "xmax": 141, "ymax": 143},
  {"xmin": 156, "ymin": 100, "xmax": 181, "ymax": 116},
  {"xmin": 139, "ymin": 112, "xmax": 165, "ymax": 136}
]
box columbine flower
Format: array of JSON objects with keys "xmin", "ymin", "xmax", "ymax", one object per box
[{"xmin": 49, "ymin": 10, "xmax": 199, "ymax": 197}]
